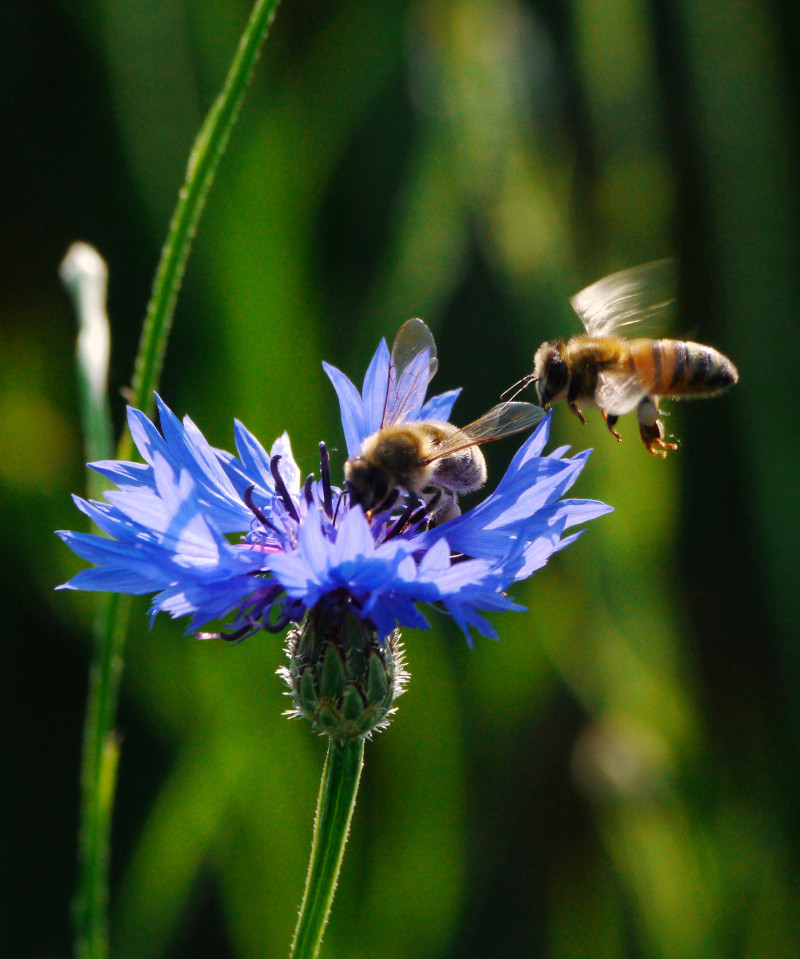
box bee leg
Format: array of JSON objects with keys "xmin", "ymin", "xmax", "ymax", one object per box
[
  {"xmin": 568, "ymin": 402, "xmax": 586, "ymax": 426},
  {"xmin": 639, "ymin": 420, "xmax": 678, "ymax": 457},
  {"xmin": 419, "ymin": 486, "xmax": 443, "ymax": 528},
  {"xmin": 433, "ymin": 499, "xmax": 461, "ymax": 525},
  {"xmin": 423, "ymin": 487, "xmax": 462, "ymax": 527},
  {"xmin": 637, "ymin": 398, "xmax": 678, "ymax": 457},
  {"xmin": 601, "ymin": 411, "xmax": 622, "ymax": 441}
]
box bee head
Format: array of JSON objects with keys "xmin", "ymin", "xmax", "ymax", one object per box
[
  {"xmin": 344, "ymin": 457, "xmax": 391, "ymax": 513},
  {"xmin": 533, "ymin": 341, "xmax": 569, "ymax": 407}
]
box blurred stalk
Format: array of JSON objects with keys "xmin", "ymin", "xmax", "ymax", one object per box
[
  {"xmin": 68, "ymin": 2, "xmax": 283, "ymax": 957},
  {"xmin": 60, "ymin": 242, "xmax": 127, "ymax": 959},
  {"xmin": 60, "ymin": 243, "xmax": 115, "ymax": 498},
  {"xmin": 73, "ymin": 591, "xmax": 130, "ymax": 959},
  {"xmin": 290, "ymin": 739, "xmax": 365, "ymax": 959}
]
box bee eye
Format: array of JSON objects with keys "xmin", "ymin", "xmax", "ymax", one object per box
[
  {"xmin": 547, "ymin": 357, "xmax": 568, "ymax": 393},
  {"xmin": 348, "ymin": 465, "xmax": 391, "ymax": 512}
]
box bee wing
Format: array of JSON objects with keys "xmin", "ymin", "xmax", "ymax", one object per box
[
  {"xmin": 425, "ymin": 402, "xmax": 545, "ymax": 461},
  {"xmin": 595, "ymin": 369, "xmax": 647, "ymax": 415},
  {"xmin": 571, "ymin": 259, "xmax": 676, "ymax": 337},
  {"xmin": 381, "ymin": 318, "xmax": 439, "ymax": 427}
]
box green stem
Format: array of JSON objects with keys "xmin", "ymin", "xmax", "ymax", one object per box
[
  {"xmin": 73, "ymin": 2, "xmax": 282, "ymax": 957},
  {"xmin": 291, "ymin": 738, "xmax": 366, "ymax": 959},
  {"xmin": 74, "ymin": 592, "xmax": 129, "ymax": 959},
  {"xmin": 118, "ymin": 0, "xmax": 282, "ymax": 460}
]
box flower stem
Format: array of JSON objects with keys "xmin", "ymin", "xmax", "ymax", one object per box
[
  {"xmin": 290, "ymin": 738, "xmax": 366, "ymax": 959},
  {"xmin": 73, "ymin": 3, "xmax": 282, "ymax": 957}
]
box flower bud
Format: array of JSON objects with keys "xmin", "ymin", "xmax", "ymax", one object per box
[{"xmin": 279, "ymin": 601, "xmax": 408, "ymax": 740}]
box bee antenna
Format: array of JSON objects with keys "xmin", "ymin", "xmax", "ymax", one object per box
[{"xmin": 501, "ymin": 374, "xmax": 538, "ymax": 402}]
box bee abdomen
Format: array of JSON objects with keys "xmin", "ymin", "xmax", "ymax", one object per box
[{"xmin": 630, "ymin": 339, "xmax": 738, "ymax": 397}]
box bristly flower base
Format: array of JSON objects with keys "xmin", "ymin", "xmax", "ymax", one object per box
[{"xmin": 278, "ymin": 599, "xmax": 408, "ymax": 740}]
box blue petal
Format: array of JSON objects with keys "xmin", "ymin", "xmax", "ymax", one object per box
[
  {"xmin": 508, "ymin": 413, "xmax": 552, "ymax": 466},
  {"xmin": 231, "ymin": 420, "xmax": 276, "ymax": 491},
  {"xmin": 59, "ymin": 567, "xmax": 158, "ymax": 594},
  {"xmin": 334, "ymin": 505, "xmax": 376, "ymax": 565},
  {"xmin": 127, "ymin": 406, "xmax": 170, "ymax": 466},
  {"xmin": 361, "ymin": 339, "xmax": 391, "ymax": 435},
  {"xmin": 323, "ymin": 361, "xmax": 367, "ymax": 456},
  {"xmin": 90, "ymin": 460, "xmax": 154, "ymax": 489},
  {"xmin": 420, "ymin": 388, "xmax": 461, "ymax": 422},
  {"xmin": 552, "ymin": 498, "xmax": 614, "ymax": 529},
  {"xmin": 270, "ymin": 434, "xmax": 301, "ymax": 495}
]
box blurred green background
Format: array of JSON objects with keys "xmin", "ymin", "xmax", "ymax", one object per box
[{"xmin": 4, "ymin": 0, "xmax": 800, "ymax": 956}]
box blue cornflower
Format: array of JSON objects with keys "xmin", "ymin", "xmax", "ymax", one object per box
[{"xmin": 57, "ymin": 335, "xmax": 610, "ymax": 647}]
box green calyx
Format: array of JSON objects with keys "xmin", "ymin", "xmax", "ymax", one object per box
[{"xmin": 279, "ymin": 602, "xmax": 408, "ymax": 740}]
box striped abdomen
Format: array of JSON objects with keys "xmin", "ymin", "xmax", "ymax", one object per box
[{"xmin": 628, "ymin": 339, "xmax": 739, "ymax": 398}]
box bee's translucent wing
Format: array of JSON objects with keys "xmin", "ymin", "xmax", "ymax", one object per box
[
  {"xmin": 425, "ymin": 402, "xmax": 544, "ymax": 461},
  {"xmin": 571, "ymin": 259, "xmax": 676, "ymax": 337},
  {"xmin": 382, "ymin": 318, "xmax": 439, "ymax": 428},
  {"xmin": 595, "ymin": 369, "xmax": 647, "ymax": 415}
]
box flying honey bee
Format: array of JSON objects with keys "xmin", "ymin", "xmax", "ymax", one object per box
[
  {"xmin": 514, "ymin": 260, "xmax": 738, "ymax": 456},
  {"xmin": 345, "ymin": 318, "xmax": 544, "ymax": 523}
]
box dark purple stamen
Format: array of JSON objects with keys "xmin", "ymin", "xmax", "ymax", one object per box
[
  {"xmin": 406, "ymin": 503, "xmax": 431, "ymax": 528},
  {"xmin": 334, "ymin": 481, "xmax": 353, "ymax": 524},
  {"xmin": 385, "ymin": 496, "xmax": 422, "ymax": 540},
  {"xmin": 319, "ymin": 442, "xmax": 333, "ymax": 517},
  {"xmin": 270, "ymin": 454, "xmax": 300, "ymax": 523},
  {"xmin": 262, "ymin": 609, "xmax": 293, "ymax": 633},
  {"xmin": 262, "ymin": 598, "xmax": 304, "ymax": 633},
  {"xmin": 303, "ymin": 473, "xmax": 315, "ymax": 506},
  {"xmin": 196, "ymin": 622, "xmax": 257, "ymax": 644},
  {"xmin": 243, "ymin": 485, "xmax": 269, "ymax": 524},
  {"xmin": 243, "ymin": 485, "xmax": 282, "ymax": 537}
]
